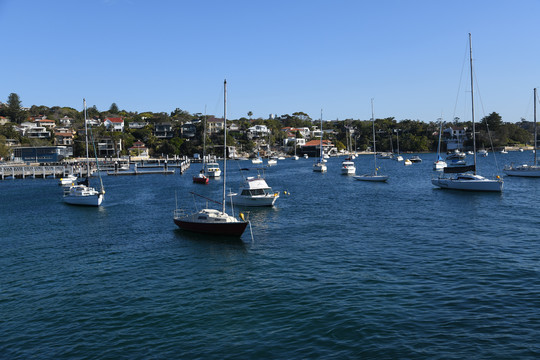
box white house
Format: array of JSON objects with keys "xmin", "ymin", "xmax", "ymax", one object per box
[
  {"xmin": 247, "ymin": 124, "xmax": 269, "ymax": 138},
  {"xmin": 103, "ymin": 117, "xmax": 124, "ymax": 132}
]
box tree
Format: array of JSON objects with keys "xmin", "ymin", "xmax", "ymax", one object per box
[
  {"xmin": 247, "ymin": 111, "xmax": 253, "ymax": 119},
  {"xmin": 481, "ymin": 112, "xmax": 503, "ymax": 132},
  {"xmin": 6, "ymin": 93, "xmax": 27, "ymax": 124},
  {"xmin": 109, "ymin": 103, "xmax": 119, "ymax": 114}
]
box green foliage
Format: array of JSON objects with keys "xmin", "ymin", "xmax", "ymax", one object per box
[{"xmin": 109, "ymin": 103, "xmax": 119, "ymax": 114}]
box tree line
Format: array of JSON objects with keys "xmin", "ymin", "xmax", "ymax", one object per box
[{"xmin": 0, "ymin": 93, "xmax": 535, "ymax": 160}]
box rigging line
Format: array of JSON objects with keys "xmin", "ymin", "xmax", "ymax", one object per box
[
  {"xmin": 189, "ymin": 191, "xmax": 222, "ymax": 206},
  {"xmin": 452, "ymin": 39, "xmax": 470, "ymax": 120},
  {"xmin": 486, "ymin": 123, "xmax": 501, "ymax": 174}
]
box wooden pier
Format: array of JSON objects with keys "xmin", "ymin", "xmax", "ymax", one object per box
[{"xmin": 0, "ymin": 165, "xmax": 92, "ymax": 180}]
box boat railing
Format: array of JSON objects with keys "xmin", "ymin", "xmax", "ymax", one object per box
[{"xmin": 173, "ymin": 208, "xmax": 186, "ymax": 219}]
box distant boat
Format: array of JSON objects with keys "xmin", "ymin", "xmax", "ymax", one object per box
[
  {"xmin": 446, "ymin": 150, "xmax": 466, "ymax": 161},
  {"xmin": 63, "ymin": 99, "xmax": 105, "ymax": 206},
  {"xmin": 174, "ymin": 80, "xmax": 248, "ymax": 237},
  {"xmin": 478, "ymin": 149, "xmax": 488, "ymax": 157},
  {"xmin": 228, "ymin": 174, "xmax": 279, "ymax": 207},
  {"xmin": 313, "ymin": 110, "xmax": 327, "ymax": 173},
  {"xmin": 410, "ymin": 155, "xmax": 422, "ymax": 163},
  {"xmin": 432, "ymin": 34, "xmax": 503, "ymax": 192},
  {"xmin": 341, "ymin": 160, "xmax": 356, "ymax": 175},
  {"xmin": 503, "ymin": 88, "xmax": 540, "ymax": 177},
  {"xmin": 500, "ymin": 149, "xmax": 508, "ymax": 154},
  {"xmin": 193, "ymin": 112, "xmax": 209, "ymax": 184},
  {"xmin": 205, "ymin": 161, "xmax": 221, "ymax": 177},
  {"xmin": 58, "ymin": 174, "xmax": 77, "ymax": 186},
  {"xmin": 354, "ymin": 99, "xmax": 388, "ymax": 182},
  {"xmin": 433, "ymin": 119, "xmax": 447, "ymax": 170},
  {"xmin": 404, "ymin": 159, "xmax": 412, "ymax": 166},
  {"xmin": 252, "ymin": 152, "xmax": 263, "ymax": 164}
]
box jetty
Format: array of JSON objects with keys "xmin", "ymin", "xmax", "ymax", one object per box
[{"xmin": 0, "ymin": 164, "xmax": 92, "ymax": 180}]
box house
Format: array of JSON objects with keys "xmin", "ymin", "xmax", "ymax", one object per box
[
  {"xmin": 128, "ymin": 121, "xmax": 149, "ymax": 129},
  {"xmin": 154, "ymin": 123, "xmax": 174, "ymax": 139},
  {"xmin": 247, "ymin": 124, "xmax": 269, "ymax": 138},
  {"xmin": 301, "ymin": 139, "xmax": 335, "ymax": 157},
  {"xmin": 181, "ymin": 122, "xmax": 197, "ymax": 138},
  {"xmin": 129, "ymin": 140, "xmax": 149, "ymax": 159},
  {"xmin": 33, "ymin": 119, "xmax": 56, "ymax": 129},
  {"xmin": 444, "ymin": 126, "xmax": 468, "ymax": 151},
  {"xmin": 26, "ymin": 126, "xmax": 51, "ymax": 139},
  {"xmin": 0, "ymin": 116, "xmax": 10, "ymax": 125},
  {"xmin": 12, "ymin": 146, "xmax": 72, "ymax": 163},
  {"xmin": 59, "ymin": 116, "xmax": 73, "ymax": 126},
  {"xmin": 54, "ymin": 131, "xmax": 75, "ymax": 146},
  {"xmin": 281, "ymin": 126, "xmax": 311, "ymax": 139},
  {"xmin": 207, "ymin": 117, "xmax": 224, "ymax": 134},
  {"xmin": 104, "ymin": 117, "xmax": 124, "ymax": 132},
  {"xmin": 97, "ymin": 137, "xmax": 122, "ymax": 157},
  {"xmin": 228, "ymin": 122, "xmax": 240, "ymax": 132}
]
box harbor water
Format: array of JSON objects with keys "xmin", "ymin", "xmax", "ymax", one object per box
[{"xmin": 1, "ymin": 151, "xmax": 539, "ymax": 359}]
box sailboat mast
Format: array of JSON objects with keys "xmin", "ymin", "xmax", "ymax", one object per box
[
  {"xmin": 534, "ymin": 87, "xmax": 537, "ymax": 166},
  {"xmin": 371, "ymin": 98, "xmax": 377, "ymax": 174},
  {"xmin": 84, "ymin": 98, "xmax": 90, "ymax": 177},
  {"xmin": 203, "ymin": 105, "xmax": 207, "ymax": 168},
  {"xmin": 320, "ymin": 109, "xmax": 323, "ymax": 160},
  {"xmin": 222, "ymin": 79, "xmax": 227, "ymax": 213},
  {"xmin": 469, "ymin": 33, "xmax": 477, "ymax": 174}
]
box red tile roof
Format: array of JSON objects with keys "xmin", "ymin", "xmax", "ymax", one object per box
[{"xmin": 105, "ymin": 117, "xmax": 124, "ymax": 123}]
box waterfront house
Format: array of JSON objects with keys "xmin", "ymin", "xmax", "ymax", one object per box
[
  {"xmin": 181, "ymin": 122, "xmax": 197, "ymax": 138},
  {"xmin": 104, "ymin": 117, "xmax": 125, "ymax": 132},
  {"xmin": 129, "ymin": 140, "xmax": 149, "ymax": 159},
  {"xmin": 301, "ymin": 139, "xmax": 335, "ymax": 157},
  {"xmin": 97, "ymin": 137, "xmax": 122, "ymax": 157},
  {"xmin": 247, "ymin": 124, "xmax": 269, "ymax": 139},
  {"xmin": 54, "ymin": 130, "xmax": 75, "ymax": 146},
  {"xmin": 128, "ymin": 121, "xmax": 149, "ymax": 130}
]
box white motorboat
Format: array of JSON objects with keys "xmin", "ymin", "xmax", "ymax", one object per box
[
  {"xmin": 174, "ymin": 80, "xmax": 248, "ymax": 237},
  {"xmin": 404, "ymin": 159, "xmax": 412, "ymax": 166},
  {"xmin": 478, "ymin": 149, "xmax": 488, "ymax": 157},
  {"xmin": 205, "ymin": 162, "xmax": 221, "ymax": 177},
  {"xmin": 58, "ymin": 174, "xmax": 77, "ymax": 186},
  {"xmin": 503, "ymin": 88, "xmax": 540, "ymax": 177},
  {"xmin": 341, "ymin": 160, "xmax": 356, "ymax": 175},
  {"xmin": 63, "ymin": 99, "xmax": 105, "ymax": 206},
  {"xmin": 409, "ymin": 155, "xmax": 422, "ymax": 163},
  {"xmin": 304, "ymin": 154, "xmax": 309, "ymax": 159},
  {"xmin": 267, "ymin": 156, "xmax": 277, "ymax": 166},
  {"xmin": 354, "ymin": 99, "xmax": 388, "ymax": 182},
  {"xmin": 228, "ymin": 175, "xmax": 279, "ymax": 207},
  {"xmin": 432, "ymin": 34, "xmax": 503, "ymax": 192},
  {"xmin": 446, "ymin": 150, "xmax": 466, "ymax": 160}
]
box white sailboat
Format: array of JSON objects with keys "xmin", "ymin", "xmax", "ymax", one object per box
[
  {"xmin": 354, "ymin": 99, "xmax": 388, "ymax": 182},
  {"xmin": 63, "ymin": 99, "xmax": 105, "ymax": 206},
  {"xmin": 174, "ymin": 80, "xmax": 249, "ymax": 237},
  {"xmin": 433, "ymin": 118, "xmax": 447, "ymax": 170},
  {"xmin": 313, "ymin": 110, "xmax": 327, "ymax": 172},
  {"xmin": 503, "ymin": 88, "xmax": 540, "ymax": 177},
  {"xmin": 193, "ymin": 111, "xmax": 209, "ymax": 184},
  {"xmin": 432, "ymin": 34, "xmax": 503, "ymax": 192}
]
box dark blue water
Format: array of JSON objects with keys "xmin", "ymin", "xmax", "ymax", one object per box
[{"xmin": 1, "ymin": 152, "xmax": 539, "ymax": 359}]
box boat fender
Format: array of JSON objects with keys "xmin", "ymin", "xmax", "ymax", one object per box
[
  {"xmin": 274, "ymin": 192, "xmax": 279, "ymax": 197},
  {"xmin": 239, "ymin": 213, "xmax": 245, "ymax": 221}
]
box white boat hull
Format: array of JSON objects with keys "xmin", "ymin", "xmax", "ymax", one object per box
[
  {"xmin": 63, "ymin": 186, "xmax": 104, "ymax": 206},
  {"xmin": 431, "ymin": 176, "xmax": 503, "ymax": 192},
  {"xmin": 433, "ymin": 160, "xmax": 448, "ymax": 170},
  {"xmin": 354, "ymin": 174, "xmax": 388, "ymax": 182},
  {"xmin": 341, "ymin": 167, "xmax": 356, "ymax": 175},
  {"xmin": 230, "ymin": 194, "xmax": 278, "ymax": 207},
  {"xmin": 503, "ymin": 165, "xmax": 540, "ymax": 177},
  {"xmin": 313, "ymin": 163, "xmax": 327, "ymax": 172}
]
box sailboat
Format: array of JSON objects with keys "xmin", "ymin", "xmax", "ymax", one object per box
[
  {"xmin": 313, "ymin": 110, "xmax": 327, "ymax": 172},
  {"xmin": 292, "ymin": 139, "xmax": 299, "ymax": 160},
  {"xmin": 174, "ymin": 80, "xmax": 249, "ymax": 237},
  {"xmin": 354, "ymin": 99, "xmax": 388, "ymax": 182},
  {"xmin": 503, "ymin": 88, "xmax": 540, "ymax": 177},
  {"xmin": 393, "ymin": 129, "xmax": 403, "ymax": 161},
  {"xmin": 433, "ymin": 119, "xmax": 447, "ymax": 170},
  {"xmin": 63, "ymin": 99, "xmax": 105, "ymax": 206},
  {"xmin": 193, "ymin": 112, "xmax": 209, "ymax": 184},
  {"xmin": 432, "ymin": 34, "xmax": 503, "ymax": 192},
  {"xmin": 252, "ymin": 150, "xmax": 263, "ymax": 164}
]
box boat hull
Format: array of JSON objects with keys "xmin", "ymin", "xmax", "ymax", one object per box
[
  {"xmin": 503, "ymin": 166, "xmax": 540, "ymax": 177},
  {"xmin": 174, "ymin": 218, "xmax": 248, "ymax": 236},
  {"xmin": 63, "ymin": 193, "xmax": 103, "ymax": 206},
  {"xmin": 354, "ymin": 174, "xmax": 388, "ymax": 182},
  {"xmin": 431, "ymin": 177, "xmax": 503, "ymax": 192},
  {"xmin": 193, "ymin": 176, "xmax": 209, "ymax": 184},
  {"xmin": 231, "ymin": 195, "xmax": 277, "ymax": 207}
]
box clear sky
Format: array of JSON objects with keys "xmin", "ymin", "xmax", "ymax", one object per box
[{"xmin": 2, "ymin": 0, "xmax": 539, "ymax": 123}]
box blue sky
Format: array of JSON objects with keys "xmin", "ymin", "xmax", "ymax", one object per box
[{"xmin": 2, "ymin": 0, "xmax": 540, "ymax": 123}]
